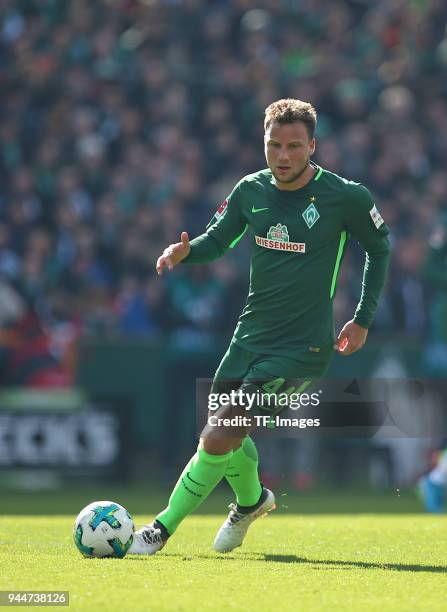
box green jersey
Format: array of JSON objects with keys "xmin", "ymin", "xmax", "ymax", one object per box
[{"xmin": 184, "ymin": 164, "xmax": 390, "ymax": 358}]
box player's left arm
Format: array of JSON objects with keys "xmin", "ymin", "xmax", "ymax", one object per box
[{"xmin": 335, "ymin": 184, "xmax": 391, "ymax": 356}]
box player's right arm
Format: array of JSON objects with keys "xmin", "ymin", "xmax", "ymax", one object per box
[
  {"xmin": 156, "ymin": 182, "xmax": 248, "ymax": 274},
  {"xmin": 156, "ymin": 231, "xmax": 191, "ymax": 275}
]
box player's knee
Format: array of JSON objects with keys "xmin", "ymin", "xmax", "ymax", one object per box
[{"xmin": 200, "ymin": 435, "xmax": 240, "ymax": 455}]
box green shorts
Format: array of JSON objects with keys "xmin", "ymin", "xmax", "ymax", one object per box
[{"xmin": 211, "ymin": 340, "xmax": 333, "ymax": 416}]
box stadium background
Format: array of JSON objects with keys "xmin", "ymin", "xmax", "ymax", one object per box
[{"xmin": 1, "ymin": 0, "xmax": 446, "ymax": 509}]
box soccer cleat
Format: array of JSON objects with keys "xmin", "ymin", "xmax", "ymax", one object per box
[
  {"xmin": 419, "ymin": 476, "xmax": 445, "ymax": 513},
  {"xmin": 213, "ymin": 488, "xmax": 276, "ymax": 553},
  {"xmin": 128, "ymin": 523, "xmax": 167, "ymax": 555}
]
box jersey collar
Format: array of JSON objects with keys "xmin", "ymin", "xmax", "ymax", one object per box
[{"xmin": 269, "ymin": 162, "xmax": 324, "ymax": 193}]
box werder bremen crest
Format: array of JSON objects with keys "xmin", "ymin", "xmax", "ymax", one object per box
[
  {"xmin": 267, "ymin": 223, "xmax": 289, "ymax": 242},
  {"xmin": 302, "ymin": 201, "xmax": 320, "ymax": 229}
]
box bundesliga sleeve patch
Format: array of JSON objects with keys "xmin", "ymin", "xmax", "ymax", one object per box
[
  {"xmin": 369, "ymin": 204, "xmax": 384, "ymax": 229},
  {"xmin": 215, "ymin": 199, "xmax": 228, "ymax": 220}
]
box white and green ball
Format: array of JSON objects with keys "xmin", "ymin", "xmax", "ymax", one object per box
[{"xmin": 73, "ymin": 500, "xmax": 134, "ymax": 558}]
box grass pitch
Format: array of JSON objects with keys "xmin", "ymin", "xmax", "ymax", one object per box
[{"xmin": 1, "ymin": 513, "xmax": 446, "ymax": 611}]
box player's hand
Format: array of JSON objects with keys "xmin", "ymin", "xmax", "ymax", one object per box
[
  {"xmin": 333, "ymin": 320, "xmax": 368, "ymax": 356},
  {"xmin": 156, "ymin": 232, "xmax": 191, "ymax": 275}
]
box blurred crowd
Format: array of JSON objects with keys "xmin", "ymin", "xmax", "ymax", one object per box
[{"xmin": 1, "ymin": 0, "xmax": 447, "ymax": 386}]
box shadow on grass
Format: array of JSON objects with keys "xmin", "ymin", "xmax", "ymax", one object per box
[
  {"xmin": 262, "ymin": 554, "xmax": 447, "ymax": 573},
  {"xmin": 149, "ymin": 551, "xmax": 447, "ymax": 573}
]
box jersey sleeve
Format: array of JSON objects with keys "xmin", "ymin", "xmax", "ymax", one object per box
[
  {"xmin": 183, "ymin": 181, "xmax": 248, "ymax": 264},
  {"xmin": 342, "ymin": 184, "xmax": 391, "ymax": 328},
  {"xmin": 422, "ymin": 223, "xmax": 447, "ymax": 289}
]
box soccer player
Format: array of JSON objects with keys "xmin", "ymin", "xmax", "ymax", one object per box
[
  {"xmin": 129, "ymin": 98, "xmax": 391, "ymax": 555},
  {"xmin": 419, "ymin": 443, "xmax": 446, "ymax": 513},
  {"xmin": 418, "ymin": 217, "xmax": 447, "ymax": 512}
]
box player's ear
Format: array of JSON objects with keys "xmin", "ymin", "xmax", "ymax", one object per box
[{"xmin": 309, "ymin": 138, "xmax": 316, "ymax": 155}]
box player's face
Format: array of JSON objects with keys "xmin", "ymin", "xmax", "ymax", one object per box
[{"xmin": 264, "ymin": 121, "xmax": 315, "ymax": 189}]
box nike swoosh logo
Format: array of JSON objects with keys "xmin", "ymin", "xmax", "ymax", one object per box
[
  {"xmin": 252, "ymin": 206, "xmax": 269, "ymax": 213},
  {"xmin": 186, "ymin": 472, "xmax": 205, "ymax": 486}
]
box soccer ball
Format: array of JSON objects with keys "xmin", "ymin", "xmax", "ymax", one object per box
[{"xmin": 73, "ymin": 500, "xmax": 134, "ymax": 558}]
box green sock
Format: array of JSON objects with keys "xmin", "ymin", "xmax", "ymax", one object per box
[
  {"xmin": 225, "ymin": 436, "xmax": 263, "ymax": 506},
  {"xmin": 156, "ymin": 447, "xmax": 233, "ymax": 535}
]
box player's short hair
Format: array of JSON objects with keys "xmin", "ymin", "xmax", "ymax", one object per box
[{"xmin": 264, "ymin": 99, "xmax": 317, "ymax": 139}]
